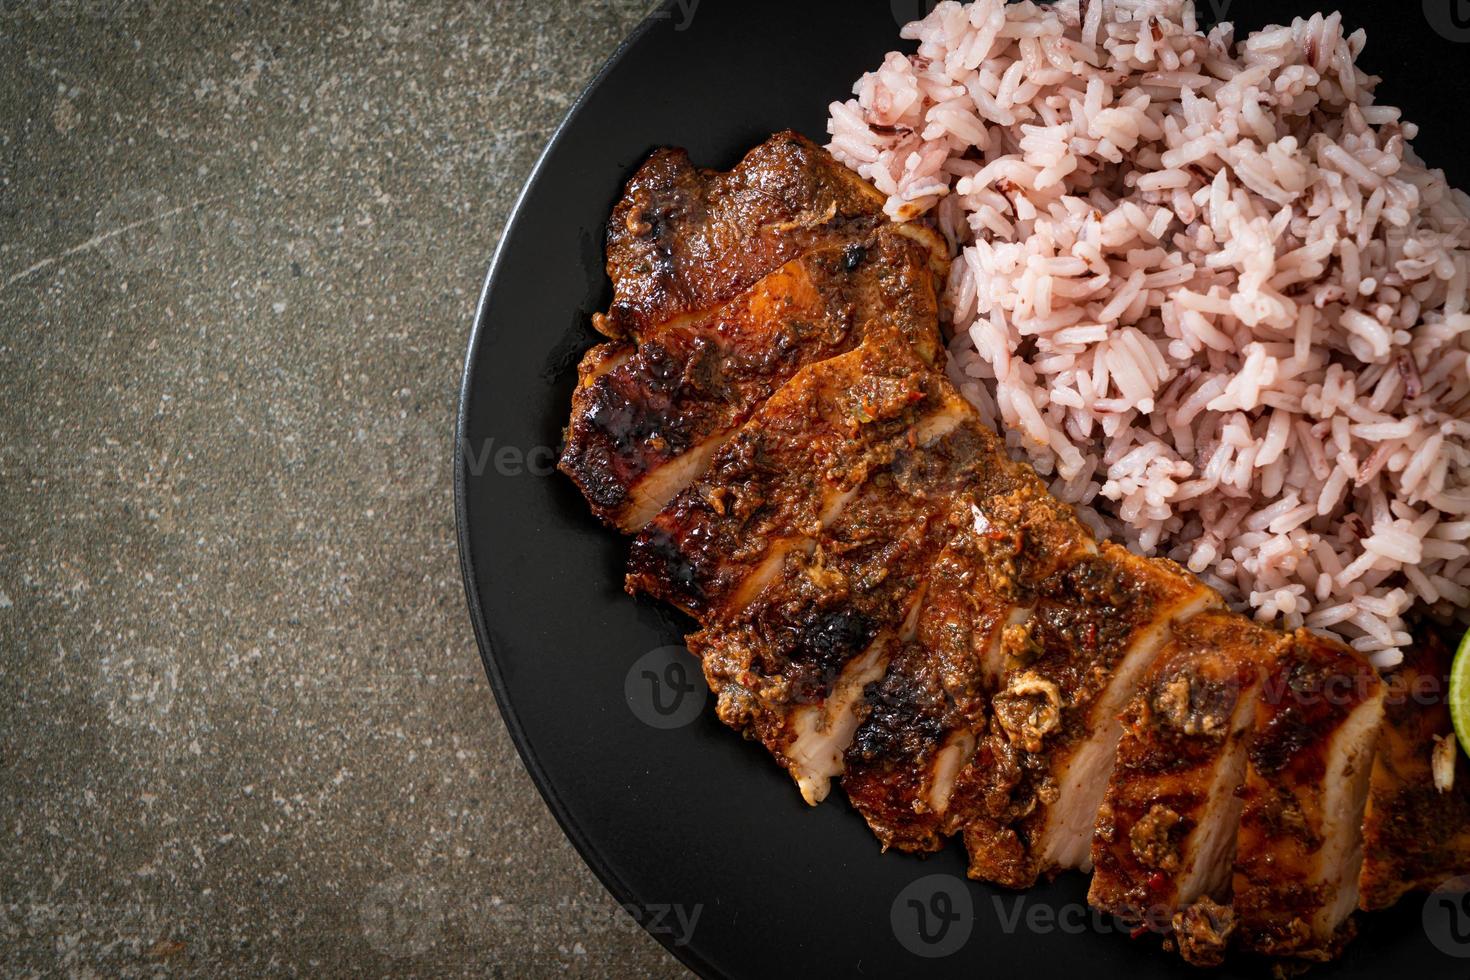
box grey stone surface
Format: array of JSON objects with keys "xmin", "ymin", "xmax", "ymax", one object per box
[{"xmin": 0, "ymin": 1, "xmax": 689, "ymax": 976}]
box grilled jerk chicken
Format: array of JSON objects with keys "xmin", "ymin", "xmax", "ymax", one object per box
[
  {"xmin": 954, "ymin": 544, "xmax": 1221, "ymax": 888},
  {"xmin": 556, "ymin": 133, "xmax": 1462, "ymax": 968},
  {"xmin": 562, "ymin": 229, "xmax": 941, "ymax": 530},
  {"xmin": 688, "ymin": 434, "xmax": 968, "ymax": 805},
  {"xmin": 624, "ymin": 341, "xmax": 967, "ymax": 623},
  {"xmin": 1359, "ymin": 635, "xmax": 1470, "ymax": 910},
  {"xmin": 693, "ymin": 414, "xmax": 1060, "ymax": 806},
  {"xmin": 1231, "ymin": 630, "xmax": 1385, "ymax": 960},
  {"xmin": 597, "ymin": 130, "xmax": 945, "ymax": 342},
  {"xmin": 631, "ymin": 333, "xmax": 1026, "ymax": 804},
  {"xmin": 843, "ymin": 487, "xmax": 1095, "ymax": 852},
  {"xmin": 1090, "ymin": 613, "xmax": 1284, "ymax": 930}
]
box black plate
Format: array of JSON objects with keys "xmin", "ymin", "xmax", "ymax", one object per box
[{"xmin": 455, "ymin": 2, "xmax": 1470, "ymax": 976}]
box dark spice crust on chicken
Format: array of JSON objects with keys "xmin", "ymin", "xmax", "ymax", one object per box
[
  {"xmin": 841, "ymin": 538, "xmax": 996, "ymax": 853},
  {"xmin": 1173, "ymin": 898, "xmax": 1235, "ymax": 968},
  {"xmin": 841, "ymin": 469, "xmax": 1088, "ymax": 851},
  {"xmin": 955, "ymin": 545, "xmax": 1217, "ymax": 888},
  {"xmin": 1359, "ymin": 634, "xmax": 1470, "ymax": 910},
  {"xmin": 1232, "ymin": 630, "xmax": 1383, "ymax": 960},
  {"xmin": 624, "ymin": 343, "xmax": 959, "ymax": 620},
  {"xmin": 694, "ymin": 414, "xmax": 1032, "ymax": 783},
  {"xmin": 1090, "ymin": 611, "xmax": 1284, "ymax": 921},
  {"xmin": 598, "ymin": 130, "xmax": 945, "ymax": 341},
  {"xmin": 561, "ymin": 228, "xmax": 941, "ymax": 528},
  {"xmin": 842, "ymin": 484, "xmax": 1100, "ymax": 853},
  {"xmin": 840, "ymin": 632, "xmax": 955, "ymax": 851}
]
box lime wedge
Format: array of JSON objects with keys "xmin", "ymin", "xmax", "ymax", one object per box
[{"xmin": 1451, "ymin": 631, "xmax": 1470, "ymax": 759}]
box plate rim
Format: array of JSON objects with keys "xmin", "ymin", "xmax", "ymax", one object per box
[{"xmin": 452, "ymin": 4, "xmax": 719, "ymax": 977}]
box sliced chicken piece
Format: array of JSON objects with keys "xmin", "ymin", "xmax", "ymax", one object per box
[
  {"xmin": 1089, "ymin": 612, "xmax": 1285, "ymax": 932},
  {"xmin": 624, "ymin": 341, "xmax": 969, "ymax": 621},
  {"xmin": 693, "ymin": 417, "xmax": 1035, "ymax": 806},
  {"xmin": 599, "ymin": 130, "xmax": 947, "ymax": 342},
  {"xmin": 838, "ymin": 628, "xmax": 966, "ymax": 852},
  {"xmin": 955, "ymin": 544, "xmax": 1221, "ymax": 888},
  {"xmin": 1231, "ymin": 629, "xmax": 1384, "ymax": 961},
  {"xmin": 842, "ymin": 487, "xmax": 1095, "ymax": 853},
  {"xmin": 560, "ymin": 228, "xmax": 941, "ymax": 530},
  {"xmin": 1359, "ymin": 634, "xmax": 1470, "ymax": 910}
]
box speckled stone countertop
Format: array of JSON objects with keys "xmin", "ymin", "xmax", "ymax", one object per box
[{"xmin": 0, "ymin": 1, "xmax": 688, "ymax": 975}]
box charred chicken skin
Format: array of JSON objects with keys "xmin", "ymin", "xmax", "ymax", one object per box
[
  {"xmin": 844, "ymin": 486, "xmax": 1096, "ymax": 852},
  {"xmin": 561, "ymin": 228, "xmax": 941, "ymax": 531},
  {"xmin": 1359, "ymin": 635, "xmax": 1470, "ymax": 910},
  {"xmin": 555, "ymin": 134, "xmax": 1455, "ymax": 968},
  {"xmin": 1090, "ymin": 613, "xmax": 1284, "ymax": 936},
  {"xmin": 1231, "ymin": 630, "xmax": 1384, "ymax": 960},
  {"xmin": 597, "ymin": 130, "xmax": 945, "ymax": 342}
]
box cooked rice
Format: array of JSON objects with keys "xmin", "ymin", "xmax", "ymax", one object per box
[{"xmin": 827, "ymin": 0, "xmax": 1470, "ymax": 667}]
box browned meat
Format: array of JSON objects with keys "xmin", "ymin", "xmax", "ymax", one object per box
[
  {"xmin": 1090, "ymin": 612, "xmax": 1284, "ymax": 928},
  {"xmin": 954, "ymin": 544, "xmax": 1220, "ymax": 888},
  {"xmin": 1359, "ymin": 633, "xmax": 1470, "ymax": 910},
  {"xmin": 839, "ymin": 617, "xmax": 971, "ymax": 852},
  {"xmin": 556, "ymin": 133, "xmax": 1464, "ymax": 971},
  {"xmin": 624, "ymin": 341, "xmax": 970, "ymax": 622},
  {"xmin": 1231, "ymin": 630, "xmax": 1385, "ymax": 961},
  {"xmin": 842, "ymin": 487, "xmax": 1095, "ymax": 852},
  {"xmin": 560, "ymin": 228, "xmax": 941, "ymax": 530},
  {"xmin": 692, "ymin": 410, "xmax": 1031, "ymax": 805},
  {"xmin": 1172, "ymin": 897, "xmax": 1235, "ymax": 968},
  {"xmin": 598, "ymin": 131, "xmax": 946, "ymax": 342}
]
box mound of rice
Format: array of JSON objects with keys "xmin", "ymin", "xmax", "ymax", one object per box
[{"xmin": 827, "ymin": 0, "xmax": 1470, "ymax": 667}]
